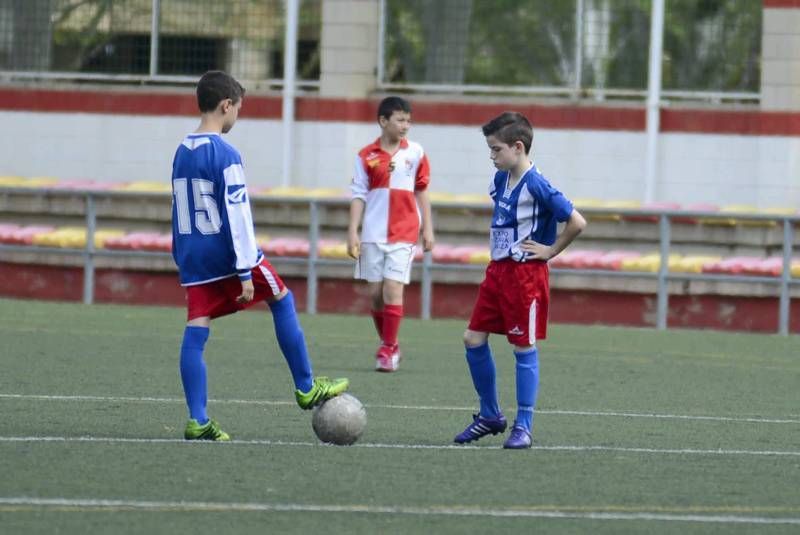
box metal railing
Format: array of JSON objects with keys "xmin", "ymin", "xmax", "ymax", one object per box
[{"xmin": 0, "ymin": 188, "xmax": 797, "ymax": 334}]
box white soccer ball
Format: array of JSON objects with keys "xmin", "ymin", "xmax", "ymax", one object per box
[{"xmin": 312, "ymin": 393, "xmax": 367, "ymax": 445}]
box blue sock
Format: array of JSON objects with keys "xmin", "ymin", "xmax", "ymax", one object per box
[
  {"xmin": 179, "ymin": 326, "xmax": 210, "ymax": 424},
  {"xmin": 514, "ymin": 347, "xmax": 539, "ymax": 432},
  {"xmin": 269, "ymin": 291, "xmax": 314, "ymax": 393},
  {"xmin": 465, "ymin": 343, "xmax": 501, "ymax": 419}
]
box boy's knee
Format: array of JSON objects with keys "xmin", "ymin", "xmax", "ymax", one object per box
[
  {"xmin": 463, "ymin": 330, "xmax": 487, "ymax": 347},
  {"xmin": 382, "ymin": 279, "xmax": 404, "ymax": 305}
]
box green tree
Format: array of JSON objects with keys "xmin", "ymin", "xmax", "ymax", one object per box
[{"xmin": 384, "ymin": 0, "xmax": 761, "ymax": 94}]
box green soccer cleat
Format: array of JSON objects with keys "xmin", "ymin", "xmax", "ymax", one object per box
[
  {"xmin": 295, "ymin": 376, "xmax": 349, "ymax": 410},
  {"xmin": 184, "ymin": 418, "xmax": 230, "ymax": 441}
]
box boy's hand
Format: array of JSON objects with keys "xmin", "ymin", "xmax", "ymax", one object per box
[
  {"xmin": 519, "ymin": 240, "xmax": 553, "ymax": 261},
  {"xmin": 347, "ymin": 232, "xmax": 361, "ymax": 259},
  {"xmin": 422, "ymin": 228, "xmax": 435, "ymax": 252},
  {"xmin": 236, "ymin": 279, "xmax": 255, "ymax": 304}
]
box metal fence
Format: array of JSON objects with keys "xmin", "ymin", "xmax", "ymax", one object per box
[
  {"xmin": 0, "ymin": 188, "xmax": 797, "ymax": 335},
  {"xmin": 0, "ymin": 0, "xmax": 321, "ymax": 86},
  {"xmin": 379, "ymin": 0, "xmax": 762, "ymax": 102},
  {"xmin": 0, "ymin": 0, "xmax": 764, "ymax": 102}
]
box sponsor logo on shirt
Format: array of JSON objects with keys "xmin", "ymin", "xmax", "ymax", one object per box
[
  {"xmin": 226, "ymin": 184, "xmax": 248, "ymax": 204},
  {"xmin": 491, "ymin": 228, "xmax": 511, "ymax": 249}
]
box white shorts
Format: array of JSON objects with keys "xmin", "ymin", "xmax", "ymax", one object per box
[{"xmin": 355, "ymin": 242, "xmax": 415, "ymax": 284}]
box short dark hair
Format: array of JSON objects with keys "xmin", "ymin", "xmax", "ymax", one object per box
[
  {"xmin": 482, "ymin": 112, "xmax": 533, "ymax": 154},
  {"xmin": 377, "ymin": 96, "xmax": 411, "ymax": 120},
  {"xmin": 196, "ymin": 70, "xmax": 246, "ymax": 113}
]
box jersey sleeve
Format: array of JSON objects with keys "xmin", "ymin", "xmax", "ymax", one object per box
[
  {"xmin": 488, "ymin": 172, "xmax": 502, "ymax": 201},
  {"xmin": 414, "ymin": 152, "xmax": 430, "ymax": 191},
  {"xmin": 222, "ymin": 162, "xmax": 260, "ymax": 279},
  {"xmin": 350, "ymin": 154, "xmax": 369, "ymax": 201},
  {"xmin": 527, "ymin": 173, "xmax": 574, "ymax": 222}
]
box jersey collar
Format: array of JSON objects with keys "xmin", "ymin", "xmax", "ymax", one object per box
[{"xmin": 369, "ymin": 137, "xmax": 409, "ymax": 153}]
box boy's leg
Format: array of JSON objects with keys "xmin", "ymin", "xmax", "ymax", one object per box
[
  {"xmin": 502, "ymin": 345, "xmax": 538, "ymax": 449},
  {"xmin": 375, "ymin": 243, "xmax": 413, "ymax": 371},
  {"xmin": 369, "ymin": 281, "xmax": 384, "ymax": 341},
  {"xmin": 500, "ymin": 264, "xmax": 548, "ymax": 449},
  {"xmin": 463, "ymin": 332, "xmax": 501, "ymax": 419},
  {"xmin": 267, "ymin": 288, "xmax": 349, "ymax": 409},
  {"xmin": 268, "ymin": 289, "xmax": 314, "ymax": 394},
  {"xmin": 178, "ymin": 313, "xmax": 230, "ymax": 442},
  {"xmin": 179, "ymin": 321, "xmax": 210, "ymax": 424},
  {"xmin": 454, "ymin": 330, "xmax": 507, "ymax": 444},
  {"xmin": 512, "ymin": 346, "xmax": 539, "ymax": 432},
  {"xmin": 183, "ymin": 281, "xmax": 253, "ymax": 441},
  {"xmin": 371, "ymin": 309, "xmax": 384, "ymax": 339},
  {"xmin": 380, "ymin": 279, "xmax": 404, "ymax": 347}
]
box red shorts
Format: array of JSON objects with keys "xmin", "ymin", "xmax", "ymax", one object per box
[
  {"xmin": 468, "ymin": 259, "xmax": 549, "ymax": 345},
  {"xmin": 185, "ymin": 258, "xmax": 286, "ymax": 320}
]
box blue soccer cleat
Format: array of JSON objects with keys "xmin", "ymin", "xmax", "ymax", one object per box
[
  {"xmin": 454, "ymin": 413, "xmax": 507, "ymax": 444},
  {"xmin": 502, "ymin": 423, "xmax": 532, "ymax": 449}
]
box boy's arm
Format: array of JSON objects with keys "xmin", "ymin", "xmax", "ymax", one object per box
[
  {"xmin": 521, "ymin": 208, "xmax": 586, "ymax": 261},
  {"xmin": 347, "ymin": 198, "xmax": 365, "ymax": 259},
  {"xmin": 223, "ymin": 163, "xmax": 259, "ymax": 302},
  {"xmin": 415, "ymin": 188, "xmax": 435, "ymax": 251},
  {"xmin": 348, "ymin": 154, "xmax": 369, "ymax": 259}
]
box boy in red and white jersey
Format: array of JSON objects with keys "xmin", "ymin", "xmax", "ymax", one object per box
[{"xmin": 347, "ymin": 97, "xmax": 434, "ymax": 372}]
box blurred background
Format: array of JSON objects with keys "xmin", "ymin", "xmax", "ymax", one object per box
[
  {"xmin": 0, "ymin": 0, "xmax": 798, "ymax": 333},
  {"xmin": 0, "ymin": 0, "xmax": 794, "ymax": 204}
]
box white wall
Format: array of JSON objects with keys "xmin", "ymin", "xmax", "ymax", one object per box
[{"xmin": 3, "ymin": 110, "xmax": 799, "ymax": 209}]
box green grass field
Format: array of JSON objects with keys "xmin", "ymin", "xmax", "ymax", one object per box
[{"xmin": 0, "ymin": 297, "xmax": 798, "ymax": 534}]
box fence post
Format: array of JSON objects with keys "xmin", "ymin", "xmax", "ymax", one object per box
[
  {"xmin": 83, "ymin": 193, "xmax": 96, "ymax": 305},
  {"xmin": 282, "ymin": 0, "xmax": 299, "ymax": 188},
  {"xmin": 421, "ymin": 250, "xmax": 432, "ymax": 320},
  {"xmin": 644, "ymin": 0, "xmax": 665, "ymax": 203},
  {"xmin": 573, "ymin": 0, "xmax": 584, "ymax": 100},
  {"xmin": 778, "ymin": 218, "xmax": 793, "ymax": 336},
  {"xmin": 656, "ymin": 213, "xmax": 670, "ymax": 330},
  {"xmin": 307, "ymin": 200, "xmax": 319, "ymax": 314},
  {"xmin": 149, "ymin": 0, "xmax": 161, "ymax": 77}
]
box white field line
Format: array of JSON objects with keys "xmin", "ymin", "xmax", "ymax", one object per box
[
  {"xmin": 1, "ymin": 436, "xmax": 799, "ymax": 457},
  {"xmin": 1, "ymin": 393, "xmax": 798, "ymax": 425},
  {"xmin": 0, "ymin": 497, "xmax": 798, "ymax": 525}
]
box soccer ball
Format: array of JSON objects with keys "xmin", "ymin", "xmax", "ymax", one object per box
[{"xmin": 311, "ymin": 393, "xmax": 367, "ymax": 445}]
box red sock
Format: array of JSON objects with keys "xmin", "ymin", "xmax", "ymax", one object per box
[
  {"xmin": 370, "ymin": 309, "xmax": 384, "ymax": 341},
  {"xmin": 382, "ymin": 304, "xmax": 403, "ymax": 348}
]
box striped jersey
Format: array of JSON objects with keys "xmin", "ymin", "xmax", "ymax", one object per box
[
  {"xmin": 489, "ymin": 164, "xmax": 574, "ymax": 261},
  {"xmin": 351, "ymin": 137, "xmax": 430, "ymax": 244},
  {"xmin": 171, "ymin": 132, "xmax": 262, "ymax": 286}
]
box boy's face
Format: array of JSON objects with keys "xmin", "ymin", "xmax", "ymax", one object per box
[
  {"xmin": 486, "ymin": 135, "xmax": 525, "ymax": 171},
  {"xmin": 220, "ymin": 98, "xmax": 242, "ymax": 133},
  {"xmin": 379, "ymin": 110, "xmax": 411, "ymax": 141}
]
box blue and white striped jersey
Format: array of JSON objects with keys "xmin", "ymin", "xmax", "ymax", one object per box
[
  {"xmin": 488, "ymin": 164, "xmax": 574, "ymax": 261},
  {"xmin": 171, "ymin": 133, "xmax": 262, "ymax": 286}
]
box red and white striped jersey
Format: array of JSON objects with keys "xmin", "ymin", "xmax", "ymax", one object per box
[{"xmin": 351, "ymin": 137, "xmax": 430, "ymax": 244}]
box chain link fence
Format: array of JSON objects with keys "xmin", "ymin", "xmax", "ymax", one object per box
[
  {"xmin": 0, "ymin": 0, "xmax": 763, "ymax": 100},
  {"xmin": 0, "ymin": 0, "xmax": 321, "ymax": 84},
  {"xmin": 381, "ymin": 0, "xmax": 761, "ymax": 101}
]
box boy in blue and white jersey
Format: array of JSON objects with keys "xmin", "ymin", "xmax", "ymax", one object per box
[
  {"xmin": 454, "ymin": 111, "xmax": 586, "ymax": 449},
  {"xmin": 171, "ymin": 70, "xmax": 348, "ymax": 441}
]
